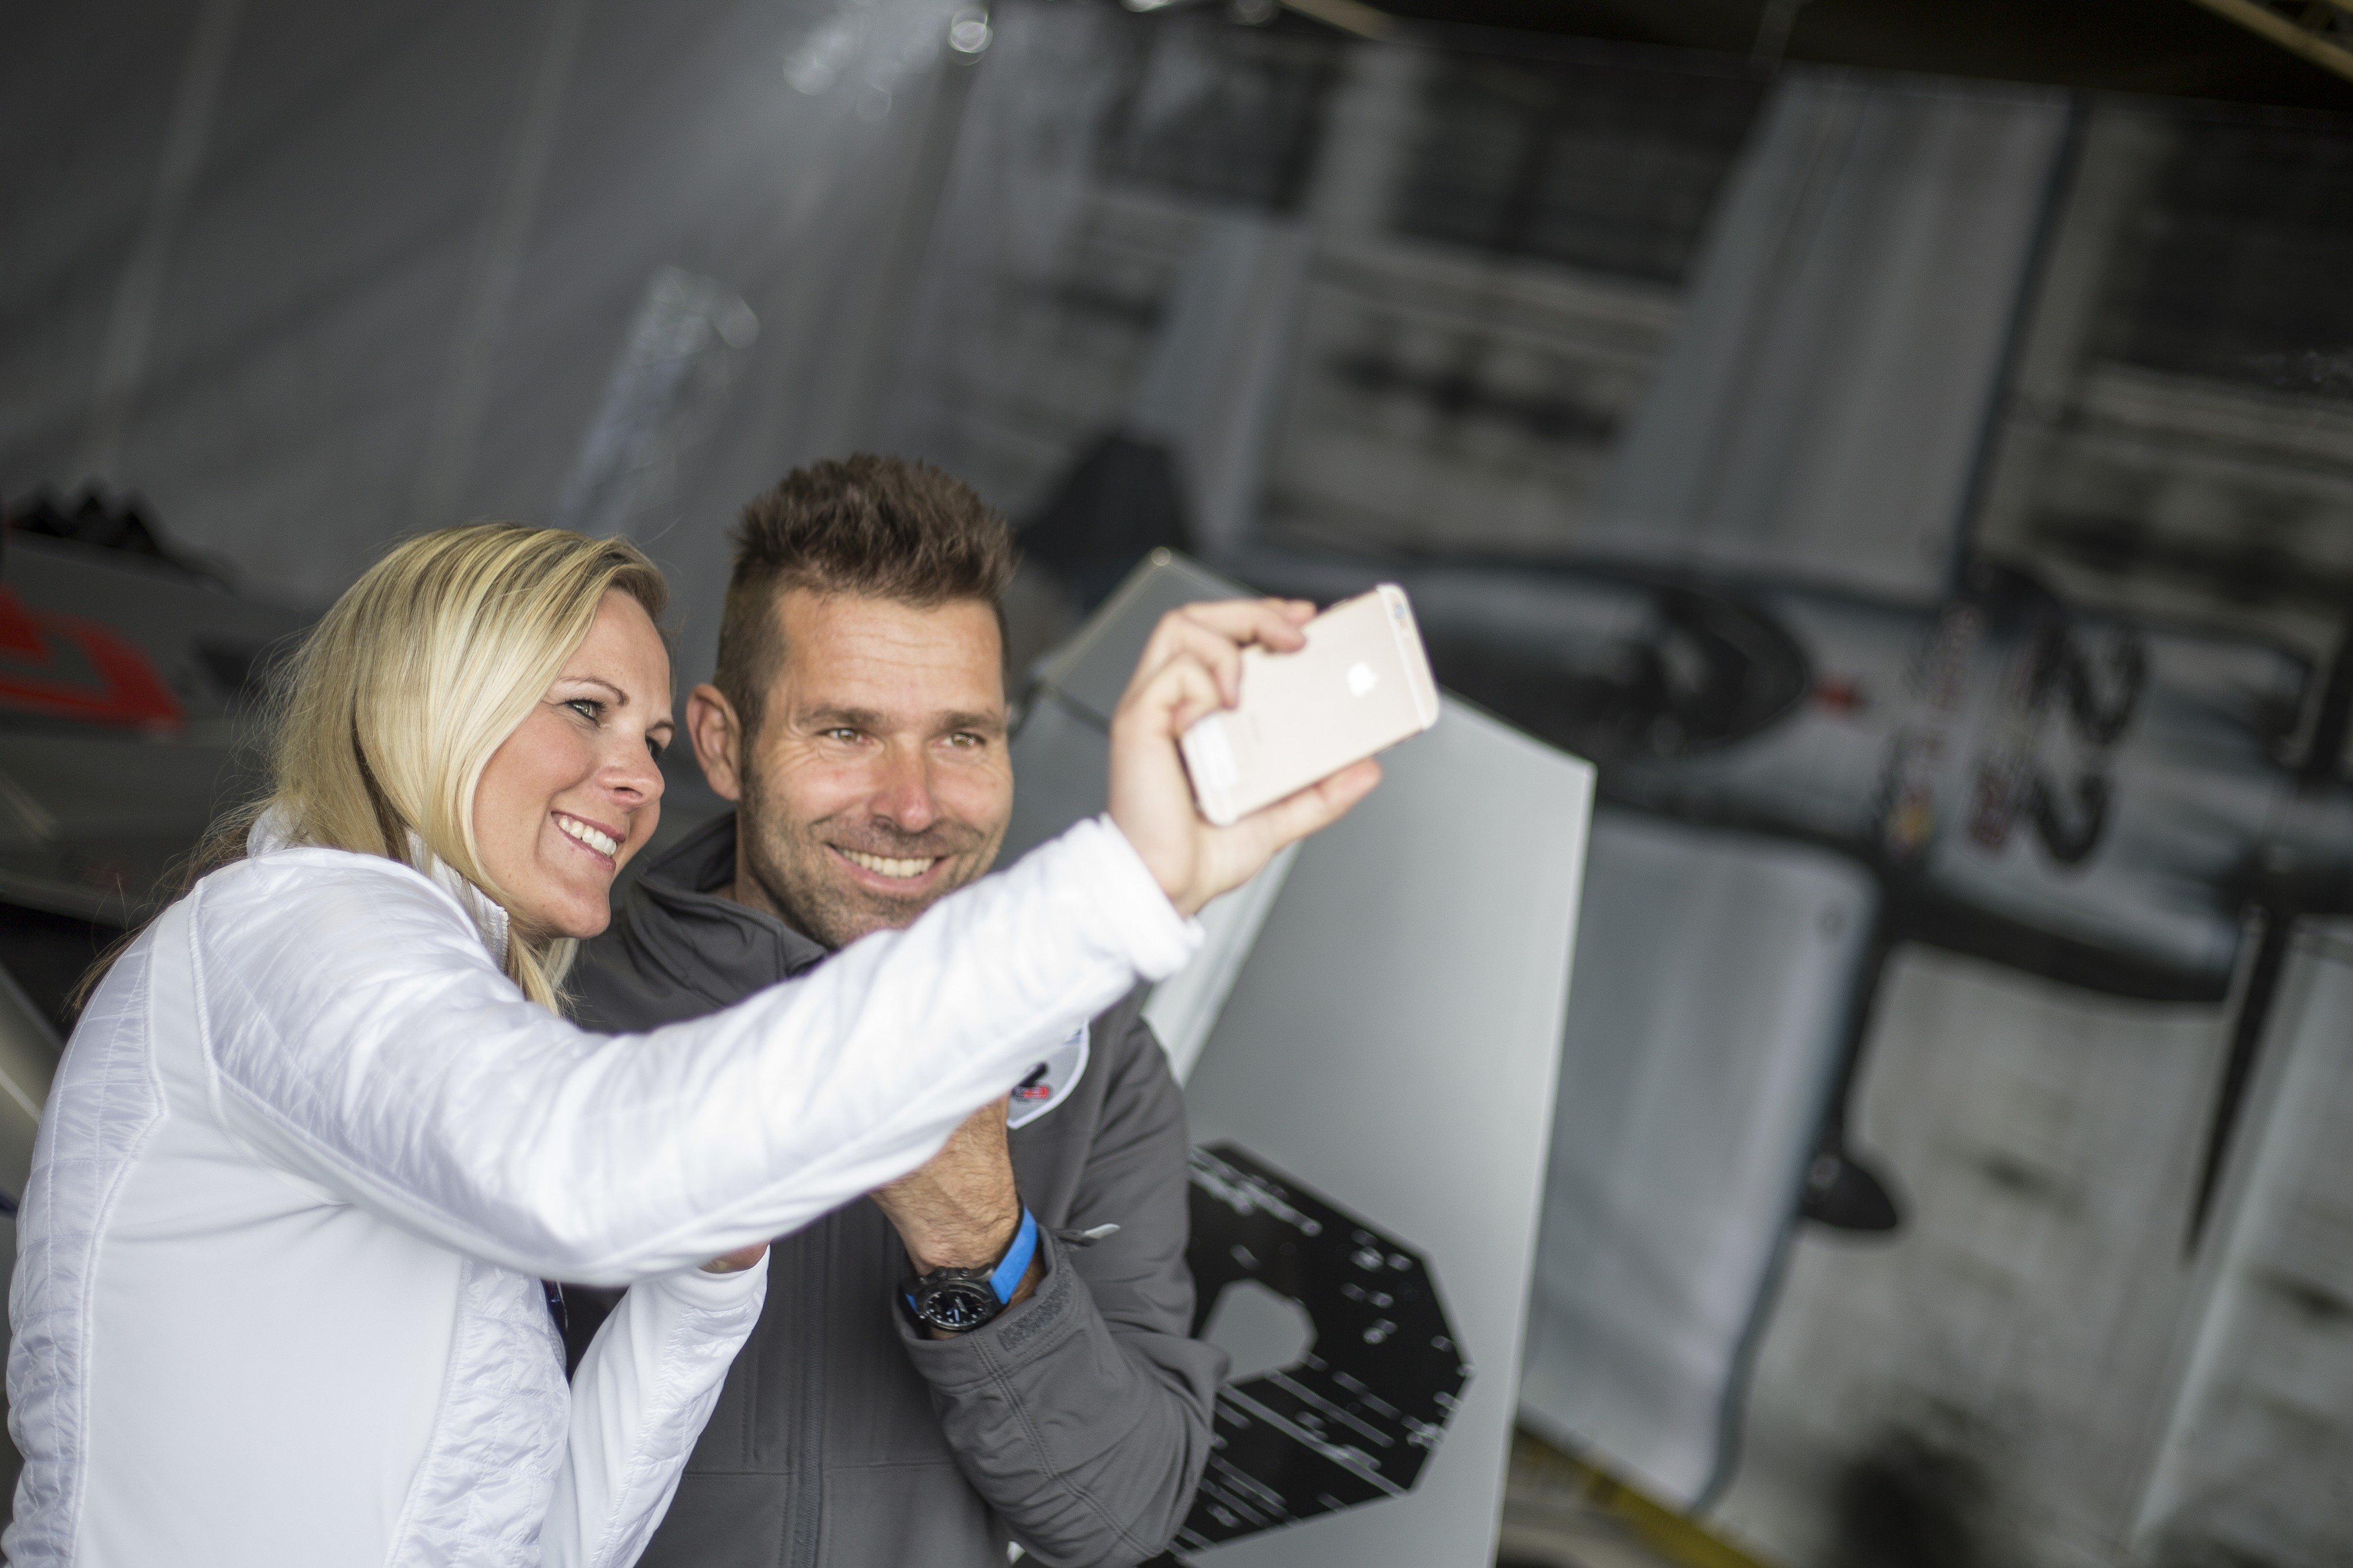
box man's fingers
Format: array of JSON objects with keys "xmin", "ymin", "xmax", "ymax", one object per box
[
  {"xmin": 1140, "ymin": 617, "xmax": 1249, "ymax": 707},
  {"xmin": 1234, "ymin": 758, "xmax": 1382, "ymax": 853},
  {"xmin": 1120, "ymin": 649, "xmax": 1229, "ymax": 739},
  {"xmin": 1128, "ymin": 599, "xmax": 1316, "ymax": 698},
  {"xmin": 1159, "ymin": 658, "xmax": 1229, "ymax": 737},
  {"xmin": 1175, "ymin": 597, "xmax": 1314, "ymax": 652}
]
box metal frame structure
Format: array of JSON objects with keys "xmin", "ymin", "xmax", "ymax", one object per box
[{"xmin": 2183, "ymin": 0, "xmax": 2353, "ymax": 85}]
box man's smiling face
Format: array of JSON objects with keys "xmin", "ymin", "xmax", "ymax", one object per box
[{"xmin": 712, "ymin": 587, "xmax": 1011, "ymax": 948}]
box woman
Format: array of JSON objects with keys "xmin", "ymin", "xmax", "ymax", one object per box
[{"xmin": 5, "ymin": 524, "xmax": 1374, "ymax": 1567}]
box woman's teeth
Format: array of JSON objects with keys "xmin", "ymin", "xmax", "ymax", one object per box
[
  {"xmin": 556, "ymin": 816, "xmax": 620, "ymax": 857},
  {"xmin": 841, "ymin": 848, "xmax": 936, "ymax": 880}
]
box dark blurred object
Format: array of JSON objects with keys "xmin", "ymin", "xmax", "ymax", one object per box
[
  {"xmin": 1101, "ymin": 18, "xmax": 1341, "ymax": 213},
  {"xmin": 0, "ymin": 906, "xmax": 124, "ymax": 1036},
  {"xmin": 1021, "ymin": 434, "xmax": 1194, "ymax": 609},
  {"xmin": 3, "ymin": 485, "xmax": 228, "ymax": 584},
  {"xmin": 1345, "ymin": 0, "xmax": 2353, "ymax": 112},
  {"xmin": 2096, "ymin": 121, "xmax": 2353, "ymax": 399},
  {"xmin": 1395, "ymin": 52, "xmax": 1766, "ymax": 288}
]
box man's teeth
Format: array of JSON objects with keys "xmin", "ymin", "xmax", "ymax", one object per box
[
  {"xmin": 556, "ymin": 816, "xmax": 620, "ymax": 857},
  {"xmin": 842, "ymin": 848, "xmax": 937, "ymax": 880}
]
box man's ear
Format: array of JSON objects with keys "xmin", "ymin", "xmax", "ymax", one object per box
[{"xmin": 686, "ymin": 684, "xmax": 746, "ymax": 802}]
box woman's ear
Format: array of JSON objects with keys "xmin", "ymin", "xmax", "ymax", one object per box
[{"xmin": 686, "ymin": 685, "xmax": 747, "ymax": 802}]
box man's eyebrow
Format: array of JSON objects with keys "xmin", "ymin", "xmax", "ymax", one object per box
[
  {"xmin": 799, "ymin": 705, "xmax": 1006, "ymax": 735},
  {"xmin": 802, "ymin": 705, "xmax": 890, "ymax": 730},
  {"xmin": 938, "ymin": 710, "xmax": 1007, "ymax": 735}
]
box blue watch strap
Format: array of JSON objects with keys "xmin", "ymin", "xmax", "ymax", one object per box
[{"xmin": 989, "ymin": 1209, "xmax": 1040, "ymax": 1304}]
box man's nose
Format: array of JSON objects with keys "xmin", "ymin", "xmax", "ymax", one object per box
[{"xmin": 870, "ymin": 745, "xmax": 939, "ymax": 833}]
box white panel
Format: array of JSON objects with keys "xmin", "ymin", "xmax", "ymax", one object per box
[
  {"xmin": 1517, "ymin": 814, "xmax": 1874, "ymax": 1505},
  {"xmin": 2127, "ymin": 924, "xmax": 2353, "ymax": 1566},
  {"xmin": 1180, "ymin": 698, "xmax": 1591, "ymax": 1568},
  {"xmin": 1002, "ymin": 681, "xmax": 1301, "ymax": 1087},
  {"xmin": 1142, "ymin": 841, "xmax": 1298, "ymax": 1087}
]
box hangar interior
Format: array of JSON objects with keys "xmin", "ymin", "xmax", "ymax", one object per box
[{"xmin": 9, "ymin": 1, "xmax": 2353, "ymax": 1565}]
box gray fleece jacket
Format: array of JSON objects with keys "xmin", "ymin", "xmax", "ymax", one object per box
[{"xmin": 566, "ymin": 814, "xmax": 1225, "ymax": 1568}]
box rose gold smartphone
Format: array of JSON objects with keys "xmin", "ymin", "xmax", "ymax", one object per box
[{"xmin": 1179, "ymin": 584, "xmax": 1441, "ymax": 827}]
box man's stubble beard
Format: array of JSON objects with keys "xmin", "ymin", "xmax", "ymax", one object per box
[{"xmin": 735, "ymin": 763, "xmax": 1005, "ymax": 950}]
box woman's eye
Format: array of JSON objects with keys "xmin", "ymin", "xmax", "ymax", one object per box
[{"xmin": 566, "ymin": 698, "xmax": 603, "ymax": 722}]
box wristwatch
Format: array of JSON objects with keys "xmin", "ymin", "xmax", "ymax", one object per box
[{"xmin": 905, "ymin": 1209, "xmax": 1040, "ymax": 1334}]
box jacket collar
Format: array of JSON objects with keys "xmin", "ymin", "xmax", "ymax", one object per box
[
  {"xmin": 609, "ymin": 813, "xmax": 829, "ymax": 1005},
  {"xmin": 248, "ymin": 807, "xmax": 511, "ymax": 967}
]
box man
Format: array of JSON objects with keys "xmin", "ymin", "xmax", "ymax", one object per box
[{"xmin": 573, "ymin": 455, "xmax": 1225, "ymax": 1567}]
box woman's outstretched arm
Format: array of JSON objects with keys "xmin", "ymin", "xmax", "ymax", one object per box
[{"xmin": 192, "ymin": 816, "xmax": 1195, "ymax": 1283}]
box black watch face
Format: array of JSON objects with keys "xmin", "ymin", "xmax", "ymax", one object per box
[{"xmin": 917, "ymin": 1281, "xmax": 997, "ymax": 1331}]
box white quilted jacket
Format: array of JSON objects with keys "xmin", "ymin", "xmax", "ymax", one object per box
[{"xmin": 3, "ymin": 814, "xmax": 1198, "ymax": 1567}]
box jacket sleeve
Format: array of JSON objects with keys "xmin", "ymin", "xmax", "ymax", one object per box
[
  {"xmin": 895, "ymin": 1011, "xmax": 1227, "ymax": 1567},
  {"xmin": 187, "ymin": 817, "xmax": 1201, "ymax": 1284},
  {"xmin": 544, "ymin": 1262, "xmax": 767, "ymax": 1568}
]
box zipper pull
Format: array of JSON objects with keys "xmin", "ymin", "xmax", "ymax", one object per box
[{"xmin": 1055, "ymin": 1223, "xmax": 1121, "ymax": 1248}]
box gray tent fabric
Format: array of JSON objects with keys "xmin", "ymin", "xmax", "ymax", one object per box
[
  {"xmin": 1120, "ymin": 213, "xmax": 1309, "ymax": 557},
  {"xmin": 1591, "ymin": 76, "xmax": 2069, "ymax": 598},
  {"xmin": 2, "ymin": 0, "xmax": 982, "ymax": 671}
]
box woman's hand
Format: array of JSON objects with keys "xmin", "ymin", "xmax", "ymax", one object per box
[
  {"xmin": 701, "ymin": 1242, "xmax": 769, "ymax": 1275},
  {"xmin": 1106, "ymin": 598, "xmax": 1382, "ymax": 917}
]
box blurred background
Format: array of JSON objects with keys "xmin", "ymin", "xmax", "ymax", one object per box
[{"xmin": 11, "ymin": 1, "xmax": 2353, "ymax": 1564}]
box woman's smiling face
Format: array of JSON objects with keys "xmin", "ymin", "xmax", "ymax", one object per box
[{"xmin": 473, "ymin": 589, "xmax": 674, "ymax": 940}]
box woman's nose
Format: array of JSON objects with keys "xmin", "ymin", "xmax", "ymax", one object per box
[{"xmin": 605, "ymin": 737, "xmax": 666, "ymax": 804}]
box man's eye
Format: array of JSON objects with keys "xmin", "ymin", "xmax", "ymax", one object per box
[
  {"xmin": 824, "ymin": 727, "xmax": 862, "ymax": 743},
  {"xmin": 646, "ymin": 735, "xmax": 667, "ymax": 762}
]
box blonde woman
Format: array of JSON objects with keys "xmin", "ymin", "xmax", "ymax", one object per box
[{"xmin": 5, "ymin": 524, "xmax": 1375, "ymax": 1567}]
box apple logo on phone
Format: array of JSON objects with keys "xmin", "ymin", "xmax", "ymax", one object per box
[{"xmin": 1347, "ymin": 661, "xmax": 1379, "ymax": 698}]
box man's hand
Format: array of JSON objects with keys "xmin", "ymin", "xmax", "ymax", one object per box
[
  {"xmin": 1107, "ymin": 598, "xmax": 1382, "ymax": 917},
  {"xmin": 873, "ymin": 1099, "xmax": 1026, "ymax": 1274}
]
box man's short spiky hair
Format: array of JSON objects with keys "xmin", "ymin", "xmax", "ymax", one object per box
[{"xmin": 715, "ymin": 454, "xmax": 1016, "ymax": 734}]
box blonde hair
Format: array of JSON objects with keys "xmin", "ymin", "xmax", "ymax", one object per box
[{"xmin": 115, "ymin": 524, "xmax": 668, "ymax": 1012}]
